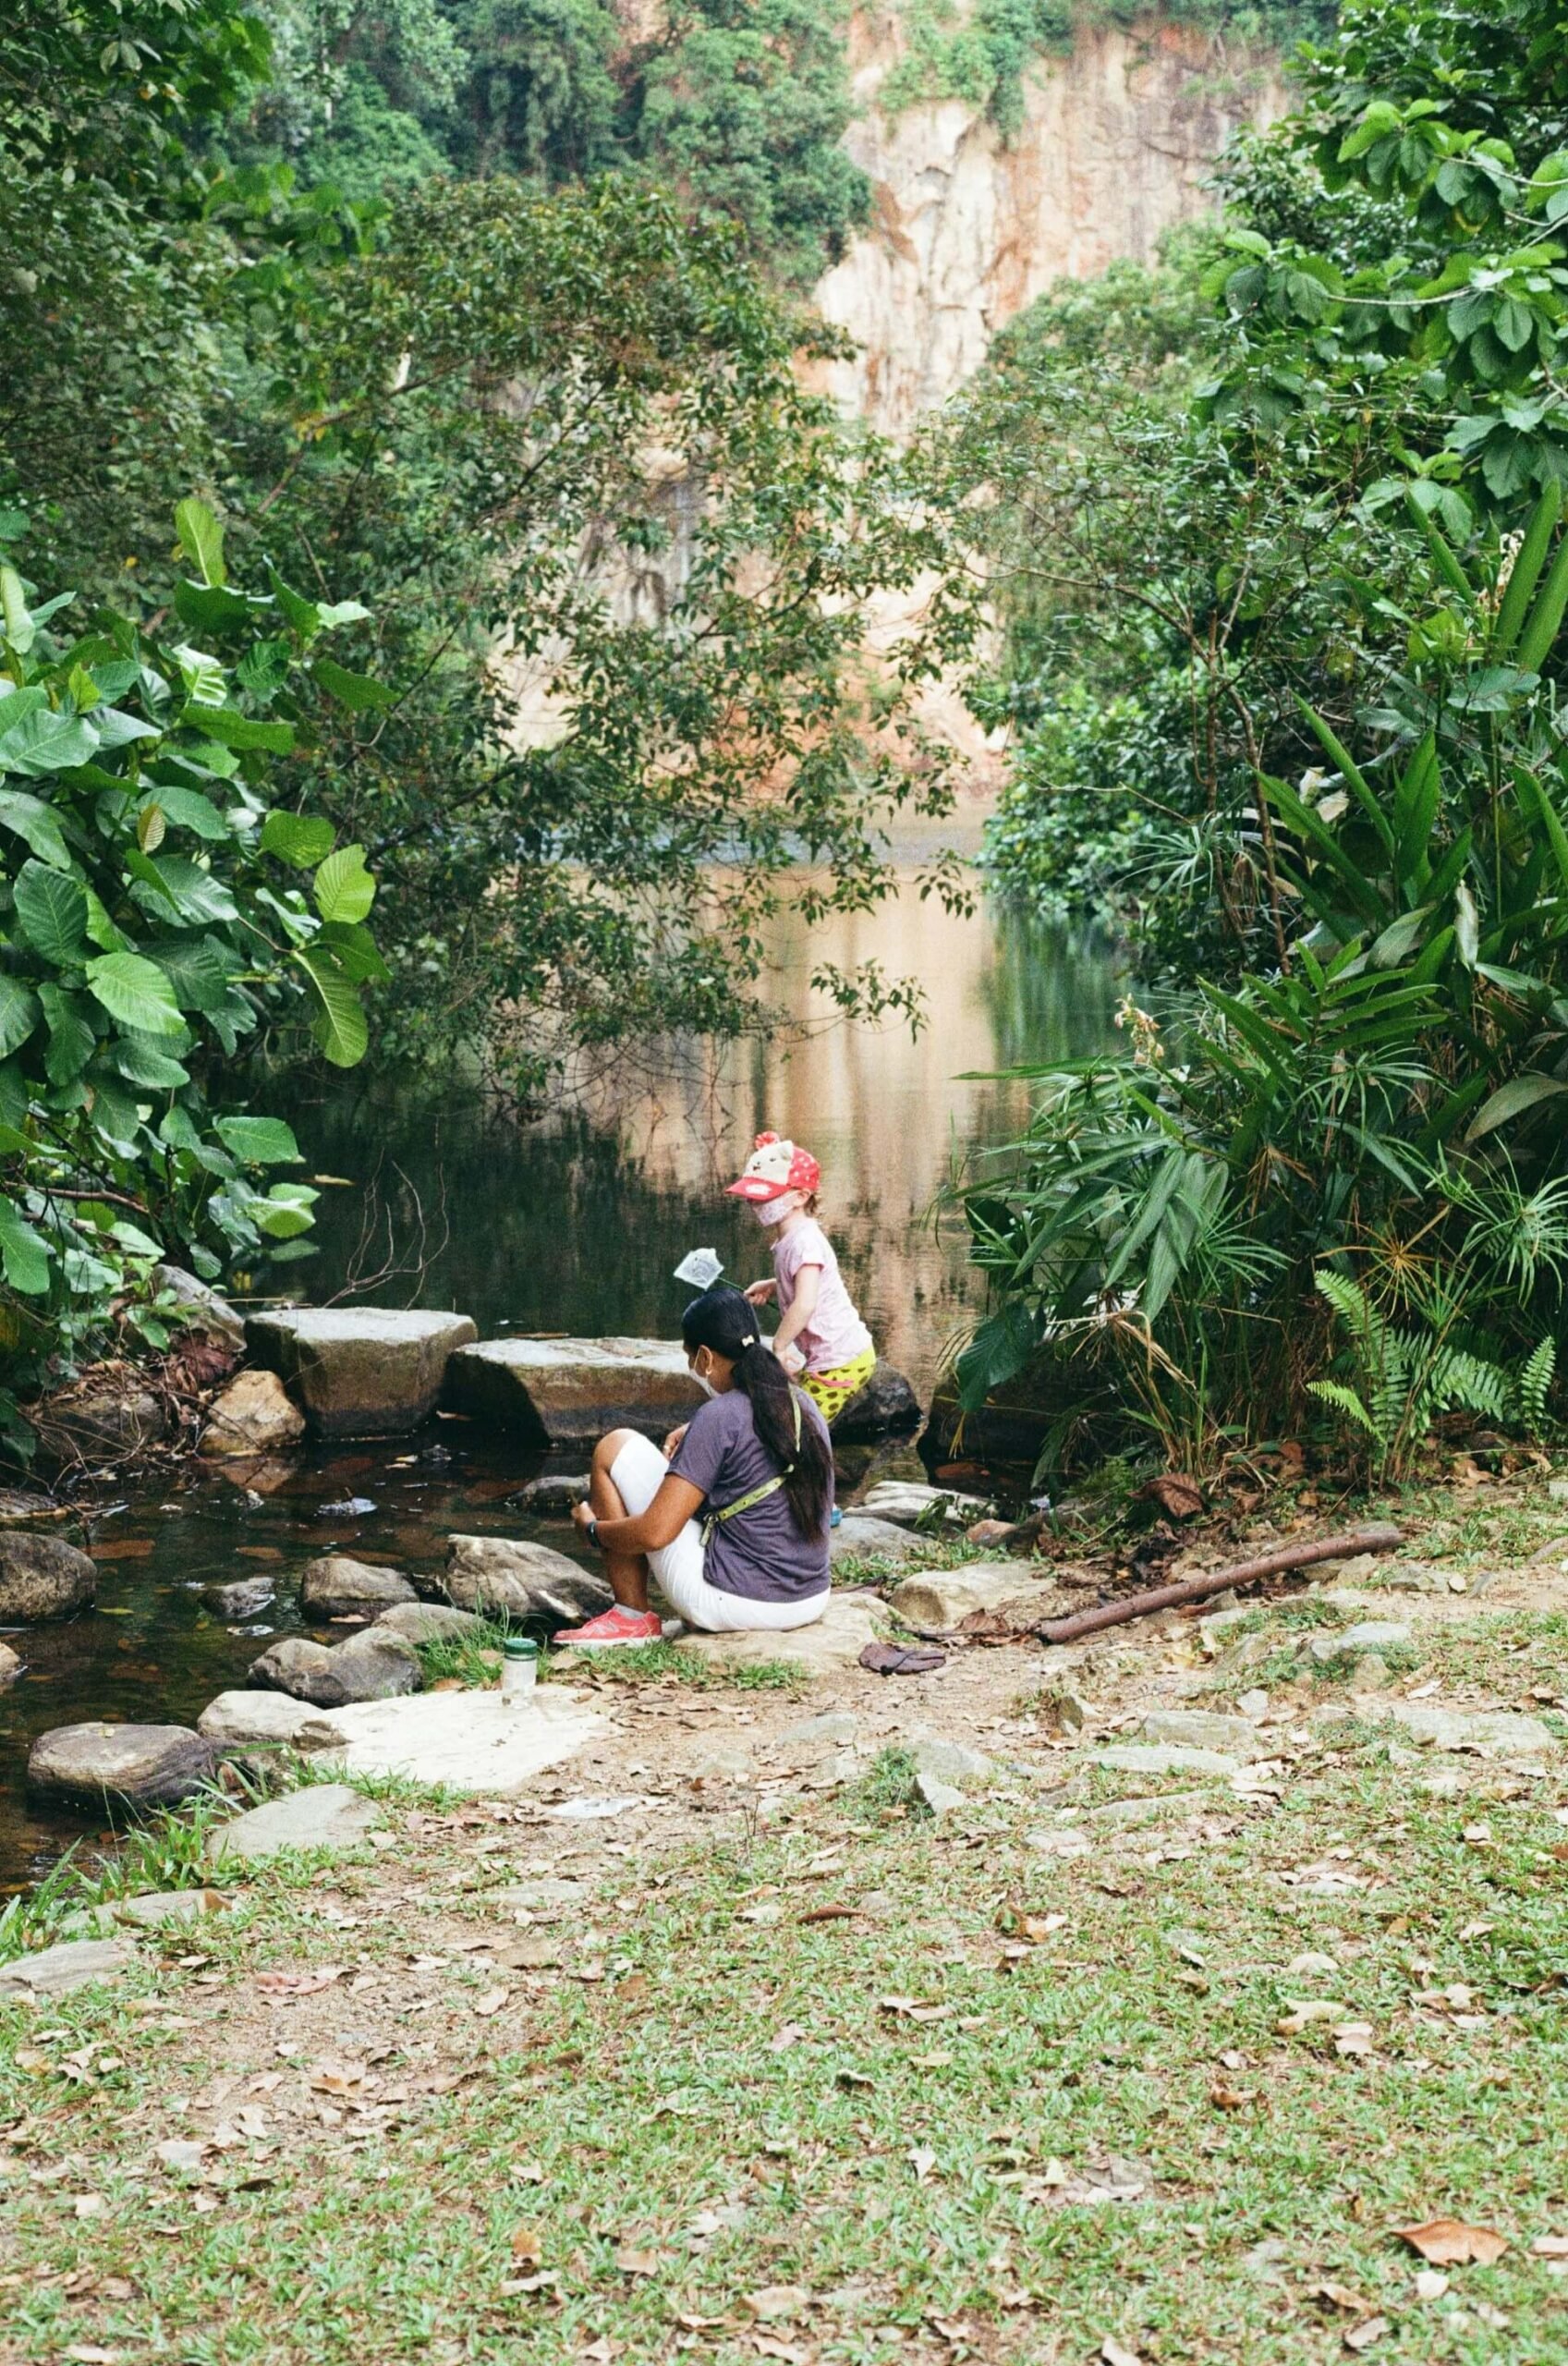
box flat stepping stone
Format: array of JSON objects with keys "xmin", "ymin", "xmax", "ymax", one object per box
[
  {"xmin": 1309, "ymin": 1620, "xmax": 1413, "ymax": 1662},
  {"xmin": 206, "ymin": 1782, "xmax": 383, "ymax": 1865},
  {"xmin": 1140, "ymin": 1709, "xmax": 1268, "ymax": 1760},
  {"xmin": 1095, "ymin": 1742, "xmax": 1240, "ymax": 1777},
  {"xmin": 246, "ymin": 1308, "xmax": 478, "ymax": 1437},
  {"xmin": 198, "ymin": 1690, "xmax": 336, "ymax": 1748},
  {"xmin": 884, "ymin": 1560, "xmax": 1041, "ymax": 1631},
  {"xmin": 444, "ymin": 1534, "xmax": 611, "ymax": 1624},
  {"xmin": 114, "ymin": 1888, "xmax": 228, "ymax": 1931},
  {"xmin": 0, "ymin": 1531, "xmax": 96, "ymax": 1622},
  {"xmin": 857, "ymin": 1481, "xmax": 984, "ymax": 1529},
  {"xmin": 1382, "ymin": 1702, "xmax": 1556, "ymax": 1758},
  {"xmin": 677, "ymin": 1590, "xmax": 884, "ymax": 1677},
  {"xmin": 28, "ymin": 1721, "xmax": 215, "ymax": 1807},
  {"xmin": 299, "ymin": 1555, "xmax": 416, "ymax": 1620},
  {"xmin": 307, "ymin": 1689, "xmax": 604, "ymax": 1796},
  {"xmin": 1084, "ymin": 1789, "xmax": 1209, "ymax": 1827},
  {"xmin": 0, "ymin": 1937, "xmax": 137, "ymax": 1999},
  {"xmin": 512, "ymin": 1473, "xmax": 590, "ymax": 1515},
  {"xmin": 830, "ymin": 1516, "xmax": 927, "ymax": 1564},
  {"xmin": 444, "ymin": 1336, "xmax": 703, "ymax": 1445}
]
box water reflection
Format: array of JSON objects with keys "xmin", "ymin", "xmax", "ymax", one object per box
[{"xmin": 284, "ymin": 885, "xmax": 1120, "ymax": 1392}]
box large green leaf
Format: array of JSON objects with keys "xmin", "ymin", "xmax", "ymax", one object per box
[
  {"xmin": 0, "ymin": 1196, "xmax": 50, "ymax": 1295},
  {"xmin": 85, "ymin": 952, "xmax": 187, "ymax": 1038},
  {"xmin": 313, "ymin": 656, "xmax": 395, "ymax": 713},
  {"xmin": 174, "ymin": 496, "xmax": 227, "ymax": 589},
  {"xmin": 1466, "ymin": 1072, "xmax": 1568, "ymax": 1139},
  {"xmin": 0, "ymin": 788, "xmax": 72, "ymax": 870},
  {"xmin": 261, "ymin": 810, "xmax": 335, "ymax": 868},
  {"xmin": 194, "ymin": 707, "xmax": 296, "ymax": 754},
  {"xmin": 214, "ymin": 1115, "xmax": 302, "ymax": 1165},
  {"xmin": 0, "ymin": 978, "xmax": 40, "ymax": 1059},
  {"xmin": 38, "ymin": 984, "xmax": 95, "ymax": 1085},
  {"xmin": 293, "ymin": 947, "xmax": 369, "ymax": 1067},
  {"xmin": 312, "ymin": 843, "xmax": 376, "ymax": 924},
  {"xmin": 0, "ymin": 703, "xmax": 100, "ymax": 777},
  {"xmin": 111, "ymin": 1035, "xmax": 190, "ymax": 1089},
  {"xmin": 13, "ymin": 859, "xmax": 89, "ymax": 963}
]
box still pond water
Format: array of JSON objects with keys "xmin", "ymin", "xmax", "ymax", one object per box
[{"xmin": 1, "ymin": 876, "xmax": 1119, "ymax": 1883}]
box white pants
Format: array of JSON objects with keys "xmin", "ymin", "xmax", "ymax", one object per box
[{"xmin": 609, "ymin": 1433, "xmax": 830, "ymax": 1635}]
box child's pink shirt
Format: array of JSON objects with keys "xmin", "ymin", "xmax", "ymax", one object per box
[{"xmin": 773, "ymin": 1217, "xmax": 873, "ymax": 1373}]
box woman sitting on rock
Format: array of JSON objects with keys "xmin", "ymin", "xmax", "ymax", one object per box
[{"xmin": 559, "ymin": 1285, "xmax": 833, "ymax": 1647}]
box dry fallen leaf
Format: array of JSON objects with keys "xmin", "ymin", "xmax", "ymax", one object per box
[
  {"xmin": 907, "ymin": 2147, "xmax": 938, "ymax": 2183},
  {"xmin": 308, "ymin": 2059, "xmax": 365, "ymax": 2095},
  {"xmin": 798, "ymin": 1904, "xmax": 857, "ymax": 1926},
  {"xmin": 1343, "ymin": 2316, "xmax": 1389, "ymax": 2352},
  {"xmin": 1209, "ymin": 2081, "xmax": 1252, "ymax": 2112},
  {"xmin": 63, "ymin": 2348, "xmax": 120, "ymax": 2364},
  {"xmin": 750, "ymin": 2341, "xmax": 806, "ymax": 2364},
  {"xmin": 614, "ymin": 2248, "xmax": 660, "ymax": 2277},
  {"xmin": 1101, "ymin": 2339, "xmax": 1143, "ymax": 2366},
  {"xmin": 1533, "ymin": 2235, "xmax": 1568, "ymax": 2258},
  {"xmin": 501, "ymin": 2273, "xmax": 560, "ymax": 2297},
  {"xmin": 1315, "ymin": 2284, "xmax": 1374, "ymax": 2316},
  {"xmin": 510, "ymin": 2227, "xmax": 545, "ymax": 2268},
  {"xmin": 1395, "ymin": 2218, "xmax": 1509, "ymax": 2267},
  {"xmin": 743, "ymin": 2286, "xmax": 810, "ymax": 2323},
  {"xmin": 255, "ymin": 1968, "xmax": 343, "ymax": 1997},
  {"xmin": 769, "ymin": 2023, "xmax": 807, "ymax": 2054},
  {"xmin": 473, "ymin": 1987, "xmax": 509, "ymax": 2018}
]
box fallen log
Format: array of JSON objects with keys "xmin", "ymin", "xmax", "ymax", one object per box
[{"xmin": 1034, "ymin": 1523, "xmax": 1405, "ymax": 1645}]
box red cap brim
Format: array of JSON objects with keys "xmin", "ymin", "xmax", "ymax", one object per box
[{"xmin": 725, "ymin": 1177, "xmax": 779, "ymax": 1200}]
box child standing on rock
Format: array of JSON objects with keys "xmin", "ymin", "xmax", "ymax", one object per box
[{"xmin": 728, "ymin": 1132, "xmax": 877, "ymax": 1423}]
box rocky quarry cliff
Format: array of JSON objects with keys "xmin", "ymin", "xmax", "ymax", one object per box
[{"xmin": 808, "ymin": 9, "xmax": 1287, "ymax": 434}]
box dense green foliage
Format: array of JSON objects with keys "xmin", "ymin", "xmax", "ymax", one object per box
[
  {"xmin": 0, "ymin": 500, "xmax": 386, "ymax": 1447},
  {"xmin": 243, "ymin": 0, "xmax": 869, "ymax": 285},
  {"xmin": 940, "ymin": 0, "xmax": 1568, "ymax": 1470}
]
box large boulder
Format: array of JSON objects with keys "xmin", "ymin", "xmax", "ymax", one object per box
[
  {"xmin": 0, "ymin": 1641, "xmax": 19, "ymax": 1688},
  {"xmin": 0, "ymin": 1531, "xmax": 96, "ymax": 1622},
  {"xmin": 201, "ymin": 1369, "xmax": 306, "ymax": 1457},
  {"xmin": 829, "ymin": 1515, "xmax": 928, "ymax": 1565},
  {"xmin": 28, "ymin": 1721, "xmax": 216, "ymax": 1808},
  {"xmin": 153, "ymin": 1264, "xmax": 246, "ymax": 1348},
  {"xmin": 245, "ymin": 1307, "xmax": 478, "ymax": 1438},
  {"xmin": 0, "ymin": 1487, "xmax": 65, "ymax": 1525},
  {"xmin": 857, "ymin": 1480, "xmax": 987, "ymax": 1529},
  {"xmin": 443, "ymin": 1336, "xmax": 702, "ymax": 1445},
  {"xmin": 831, "ymin": 1362, "xmax": 922, "ymax": 1442},
  {"xmin": 299, "ymin": 1555, "xmax": 416, "ymax": 1621},
  {"xmin": 443, "ymin": 1534, "xmax": 613, "ymax": 1624},
  {"xmin": 249, "ymin": 1627, "xmax": 422, "ymax": 1707},
  {"xmin": 202, "ymin": 1575, "xmax": 276, "ymax": 1620},
  {"xmin": 307, "ymin": 1689, "xmax": 604, "ymax": 1796},
  {"xmin": 31, "ymin": 1382, "xmax": 166, "ymax": 1470}
]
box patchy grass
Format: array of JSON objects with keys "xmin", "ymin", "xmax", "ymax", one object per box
[
  {"xmin": 0, "ymin": 1786, "xmax": 236, "ymax": 1964},
  {"xmin": 411, "ymin": 1616, "xmax": 510, "ymax": 1690},
  {"xmin": 5, "ymin": 1691, "xmax": 1567, "ymax": 2362},
  {"xmin": 568, "ymin": 1642, "xmax": 807, "ymax": 1695}
]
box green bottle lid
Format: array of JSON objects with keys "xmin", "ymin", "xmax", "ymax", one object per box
[{"xmin": 503, "ymin": 1635, "xmax": 540, "ymax": 1660}]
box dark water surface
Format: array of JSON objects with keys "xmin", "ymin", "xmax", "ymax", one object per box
[{"xmin": 1, "ymin": 882, "xmax": 1118, "ymax": 1883}]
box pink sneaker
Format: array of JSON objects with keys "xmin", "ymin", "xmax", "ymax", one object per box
[{"xmin": 553, "ymin": 1605, "xmax": 662, "ymax": 1650}]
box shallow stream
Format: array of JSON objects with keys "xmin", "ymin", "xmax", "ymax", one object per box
[{"xmin": 1, "ymin": 872, "xmax": 1119, "ymax": 1883}]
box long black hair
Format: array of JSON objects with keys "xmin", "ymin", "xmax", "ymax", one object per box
[{"xmin": 681, "ymin": 1285, "xmax": 834, "ymax": 1539}]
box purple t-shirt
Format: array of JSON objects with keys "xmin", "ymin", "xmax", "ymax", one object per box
[{"xmin": 668, "ymin": 1386, "xmax": 833, "ymax": 1603}]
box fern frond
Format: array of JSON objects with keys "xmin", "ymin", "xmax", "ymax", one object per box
[
  {"xmin": 1307, "ymin": 1378, "xmax": 1377, "ymax": 1435},
  {"xmin": 1516, "ymin": 1335, "xmax": 1557, "ymax": 1438},
  {"xmin": 1428, "ymin": 1347, "xmax": 1512, "ymax": 1424}
]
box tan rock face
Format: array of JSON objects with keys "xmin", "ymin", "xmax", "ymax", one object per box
[
  {"xmin": 808, "ymin": 15, "xmax": 1286, "ymax": 434},
  {"xmin": 201, "ymin": 1368, "xmax": 307, "ymax": 1457}
]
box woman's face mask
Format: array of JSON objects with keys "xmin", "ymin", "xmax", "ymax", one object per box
[
  {"xmin": 755, "ymin": 1191, "xmax": 804, "ymax": 1228},
  {"xmin": 688, "ymin": 1352, "xmax": 718, "ymax": 1397}
]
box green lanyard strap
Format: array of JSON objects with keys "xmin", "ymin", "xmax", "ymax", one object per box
[{"xmin": 701, "ymin": 1391, "xmax": 802, "ymax": 1546}]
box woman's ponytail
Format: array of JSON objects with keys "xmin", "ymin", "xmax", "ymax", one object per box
[{"xmin": 680, "ymin": 1285, "xmax": 833, "ymax": 1540}]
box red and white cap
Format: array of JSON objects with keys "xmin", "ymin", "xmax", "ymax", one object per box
[{"xmin": 725, "ymin": 1131, "xmax": 820, "ymax": 1203}]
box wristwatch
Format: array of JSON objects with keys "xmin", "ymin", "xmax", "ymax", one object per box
[{"xmin": 585, "ymin": 1518, "xmax": 600, "ymax": 1549}]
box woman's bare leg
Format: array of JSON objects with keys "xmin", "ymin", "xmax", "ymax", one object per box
[{"xmin": 589, "ymin": 1429, "xmax": 652, "ymax": 1614}]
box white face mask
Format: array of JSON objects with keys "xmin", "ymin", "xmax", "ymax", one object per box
[
  {"xmin": 689, "ymin": 1358, "xmax": 717, "ymax": 1398},
  {"xmin": 755, "ymin": 1192, "xmax": 803, "ymax": 1228}
]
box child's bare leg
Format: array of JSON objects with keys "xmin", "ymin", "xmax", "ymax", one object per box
[{"xmin": 589, "ymin": 1429, "xmax": 652, "ymax": 1614}]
